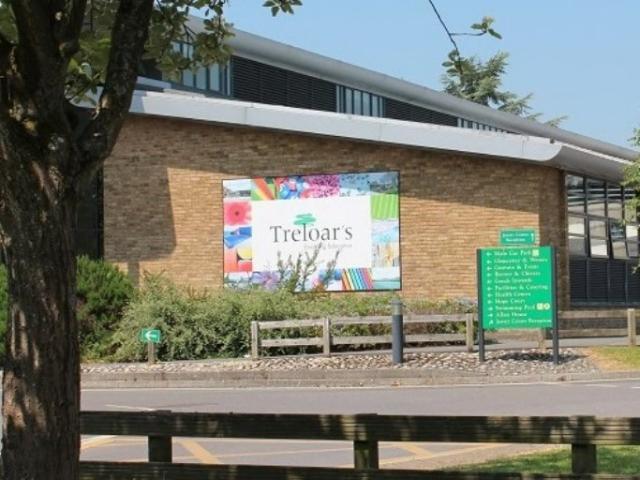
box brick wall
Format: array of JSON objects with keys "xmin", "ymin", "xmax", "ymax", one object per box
[{"xmin": 104, "ymin": 115, "xmax": 569, "ymax": 306}]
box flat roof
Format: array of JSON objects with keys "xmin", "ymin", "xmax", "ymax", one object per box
[
  {"xmin": 129, "ymin": 89, "xmax": 631, "ymax": 182},
  {"xmin": 206, "ymin": 26, "xmax": 638, "ymax": 163}
]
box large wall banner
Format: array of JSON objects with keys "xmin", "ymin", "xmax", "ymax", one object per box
[{"xmin": 223, "ymin": 171, "xmax": 400, "ymax": 291}]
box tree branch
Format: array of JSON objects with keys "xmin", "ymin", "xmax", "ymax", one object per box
[
  {"xmin": 57, "ymin": 0, "xmax": 88, "ymax": 58},
  {"xmin": 75, "ymin": 0, "xmax": 154, "ymax": 188}
]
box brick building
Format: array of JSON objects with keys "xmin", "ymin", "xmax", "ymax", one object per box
[{"xmin": 79, "ymin": 25, "xmax": 639, "ymax": 308}]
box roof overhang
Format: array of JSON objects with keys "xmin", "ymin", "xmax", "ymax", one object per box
[{"xmin": 129, "ymin": 89, "xmax": 633, "ymax": 182}]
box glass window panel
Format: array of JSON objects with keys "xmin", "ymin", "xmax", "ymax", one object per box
[
  {"xmin": 345, "ymin": 88, "xmax": 353, "ymax": 114},
  {"xmin": 613, "ymin": 241, "xmax": 628, "ymax": 259},
  {"xmin": 569, "ymin": 236, "xmax": 586, "ymax": 256},
  {"xmin": 568, "ymin": 215, "xmax": 585, "ymax": 235},
  {"xmin": 610, "ymin": 220, "xmax": 625, "ymax": 241},
  {"xmin": 182, "ymin": 69, "xmax": 194, "ymax": 87},
  {"xmin": 371, "ymin": 96, "xmax": 379, "ymax": 117},
  {"xmin": 607, "ymin": 184, "xmax": 622, "ymax": 220},
  {"xmin": 209, "ymin": 65, "xmax": 221, "ymax": 91},
  {"xmin": 587, "ymin": 178, "xmax": 606, "ymax": 216},
  {"xmin": 589, "ymin": 219, "xmax": 607, "ymax": 238},
  {"xmin": 626, "ymin": 225, "xmax": 638, "ymax": 243},
  {"xmin": 353, "ymin": 90, "xmax": 362, "ymax": 115},
  {"xmin": 195, "ymin": 67, "xmax": 207, "ymax": 90},
  {"xmin": 590, "ymin": 238, "xmax": 608, "ymax": 257},
  {"xmin": 628, "ymin": 240, "xmax": 639, "ymax": 258},
  {"xmin": 362, "ymin": 92, "xmax": 371, "ymax": 116},
  {"xmin": 566, "ymin": 175, "xmax": 585, "ymax": 213}
]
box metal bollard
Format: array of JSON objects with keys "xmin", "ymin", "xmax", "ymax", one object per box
[{"xmin": 391, "ymin": 298, "xmax": 404, "ymax": 365}]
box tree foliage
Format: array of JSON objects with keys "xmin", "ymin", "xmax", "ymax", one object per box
[
  {"xmin": 441, "ymin": 17, "xmax": 565, "ymax": 126},
  {"xmin": 622, "ymin": 129, "xmax": 640, "ymax": 221}
]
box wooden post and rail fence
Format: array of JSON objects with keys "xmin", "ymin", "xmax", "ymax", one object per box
[
  {"xmin": 80, "ymin": 410, "xmax": 640, "ymax": 479},
  {"xmin": 250, "ymin": 308, "xmax": 640, "ymax": 358}
]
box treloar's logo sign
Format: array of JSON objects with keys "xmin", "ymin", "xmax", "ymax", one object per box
[
  {"xmin": 223, "ymin": 171, "xmax": 400, "ymax": 292},
  {"xmin": 270, "ymin": 212, "xmax": 353, "ymax": 243}
]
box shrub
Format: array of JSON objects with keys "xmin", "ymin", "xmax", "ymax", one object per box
[
  {"xmin": 110, "ymin": 274, "xmax": 476, "ymax": 362},
  {"xmin": 110, "ymin": 276, "xmax": 301, "ymax": 361},
  {"xmin": 76, "ymin": 256, "xmax": 134, "ymax": 359}
]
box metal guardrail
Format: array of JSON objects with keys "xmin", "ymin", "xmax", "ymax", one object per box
[
  {"xmin": 79, "ymin": 410, "xmax": 640, "ymax": 479},
  {"xmin": 250, "ymin": 309, "xmax": 639, "ymax": 358}
]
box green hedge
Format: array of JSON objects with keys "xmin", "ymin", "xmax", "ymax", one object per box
[
  {"xmin": 77, "ymin": 256, "xmax": 135, "ymax": 359},
  {"xmin": 109, "ymin": 275, "xmax": 476, "ymax": 362},
  {"xmin": 0, "ymin": 257, "xmax": 134, "ymax": 361}
]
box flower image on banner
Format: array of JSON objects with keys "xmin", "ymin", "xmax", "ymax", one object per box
[
  {"xmin": 223, "ymin": 171, "xmax": 400, "ymax": 292},
  {"xmin": 224, "ymin": 201, "xmax": 251, "ymax": 226}
]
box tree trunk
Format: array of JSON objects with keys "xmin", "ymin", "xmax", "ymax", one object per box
[{"xmin": 1, "ymin": 155, "xmax": 80, "ymax": 480}]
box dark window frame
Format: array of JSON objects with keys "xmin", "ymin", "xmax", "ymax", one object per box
[{"xmin": 567, "ymin": 173, "xmax": 640, "ymax": 306}]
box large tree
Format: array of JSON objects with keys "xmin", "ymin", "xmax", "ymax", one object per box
[
  {"xmin": 0, "ymin": 1, "xmax": 300, "ymax": 479},
  {"xmin": 439, "ymin": 17, "xmax": 565, "ymax": 126}
]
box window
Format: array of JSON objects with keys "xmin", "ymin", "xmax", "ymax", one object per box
[
  {"xmin": 166, "ymin": 42, "xmax": 231, "ymax": 96},
  {"xmin": 587, "ymin": 178, "xmax": 606, "ymax": 216},
  {"xmin": 567, "ymin": 175, "xmax": 585, "ymax": 213},
  {"xmin": 567, "ymin": 174, "xmax": 638, "ymax": 260},
  {"xmin": 336, "ymin": 85, "xmax": 384, "ymax": 117},
  {"xmin": 568, "ymin": 215, "xmax": 586, "ymax": 256},
  {"xmin": 457, "ymin": 118, "xmax": 506, "ymax": 133},
  {"xmin": 567, "ymin": 173, "xmax": 640, "ymax": 305}
]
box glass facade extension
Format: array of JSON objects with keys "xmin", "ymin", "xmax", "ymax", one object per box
[
  {"xmin": 336, "ymin": 86, "xmax": 384, "ymax": 117},
  {"xmin": 567, "ymin": 174, "xmax": 640, "ymax": 305},
  {"xmin": 168, "ymin": 42, "xmax": 231, "ymax": 96}
]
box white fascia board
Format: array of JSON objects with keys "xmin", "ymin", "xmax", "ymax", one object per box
[
  {"xmin": 552, "ymin": 143, "xmax": 634, "ymax": 182},
  {"xmin": 130, "ymin": 90, "xmax": 562, "ymax": 164}
]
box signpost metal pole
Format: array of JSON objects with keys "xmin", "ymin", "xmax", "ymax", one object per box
[
  {"xmin": 148, "ymin": 340, "xmax": 156, "ymax": 364},
  {"xmin": 477, "ymin": 250, "xmax": 485, "ymax": 363},
  {"xmin": 140, "ymin": 329, "xmax": 161, "ymax": 364},
  {"xmin": 391, "ymin": 298, "xmax": 404, "ymax": 365},
  {"xmin": 551, "ymin": 247, "xmax": 559, "ymax": 366}
]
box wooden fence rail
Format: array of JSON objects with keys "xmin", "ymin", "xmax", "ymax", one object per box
[
  {"xmin": 251, "ymin": 309, "xmax": 640, "ymax": 358},
  {"xmin": 79, "ymin": 410, "xmax": 640, "ymax": 479},
  {"xmin": 251, "ymin": 313, "xmax": 475, "ymax": 358},
  {"xmin": 559, "ymin": 309, "xmax": 637, "ymax": 345}
]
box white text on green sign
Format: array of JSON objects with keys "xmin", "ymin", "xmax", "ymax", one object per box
[
  {"xmin": 479, "ymin": 246, "xmax": 554, "ymax": 330},
  {"xmin": 499, "ymin": 229, "xmax": 537, "ymax": 246}
]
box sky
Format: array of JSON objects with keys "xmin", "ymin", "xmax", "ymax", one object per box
[{"xmin": 216, "ymin": 0, "xmax": 639, "ymax": 150}]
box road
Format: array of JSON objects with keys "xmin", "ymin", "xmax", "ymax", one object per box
[{"xmin": 80, "ymin": 378, "xmax": 640, "ymax": 468}]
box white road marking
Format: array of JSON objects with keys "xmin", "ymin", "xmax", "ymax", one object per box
[
  {"xmin": 104, "ymin": 404, "xmax": 156, "ymax": 411},
  {"xmin": 81, "ymin": 435, "xmax": 117, "ymax": 450}
]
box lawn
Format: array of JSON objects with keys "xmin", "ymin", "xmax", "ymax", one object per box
[
  {"xmin": 462, "ymin": 446, "xmax": 640, "ymax": 475},
  {"xmin": 587, "ymin": 346, "xmax": 640, "ymax": 371}
]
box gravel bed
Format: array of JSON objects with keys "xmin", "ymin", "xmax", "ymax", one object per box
[{"xmin": 82, "ymin": 348, "xmax": 598, "ymax": 377}]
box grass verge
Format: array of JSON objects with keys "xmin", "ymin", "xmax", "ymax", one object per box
[
  {"xmin": 586, "ymin": 346, "xmax": 640, "ymax": 371},
  {"xmin": 461, "ymin": 446, "xmax": 640, "ymax": 474}
]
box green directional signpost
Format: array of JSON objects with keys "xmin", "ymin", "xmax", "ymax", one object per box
[
  {"xmin": 499, "ymin": 228, "xmax": 537, "ymax": 246},
  {"xmin": 477, "ymin": 245, "xmax": 559, "ymax": 364},
  {"xmin": 140, "ymin": 329, "xmax": 161, "ymax": 364}
]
